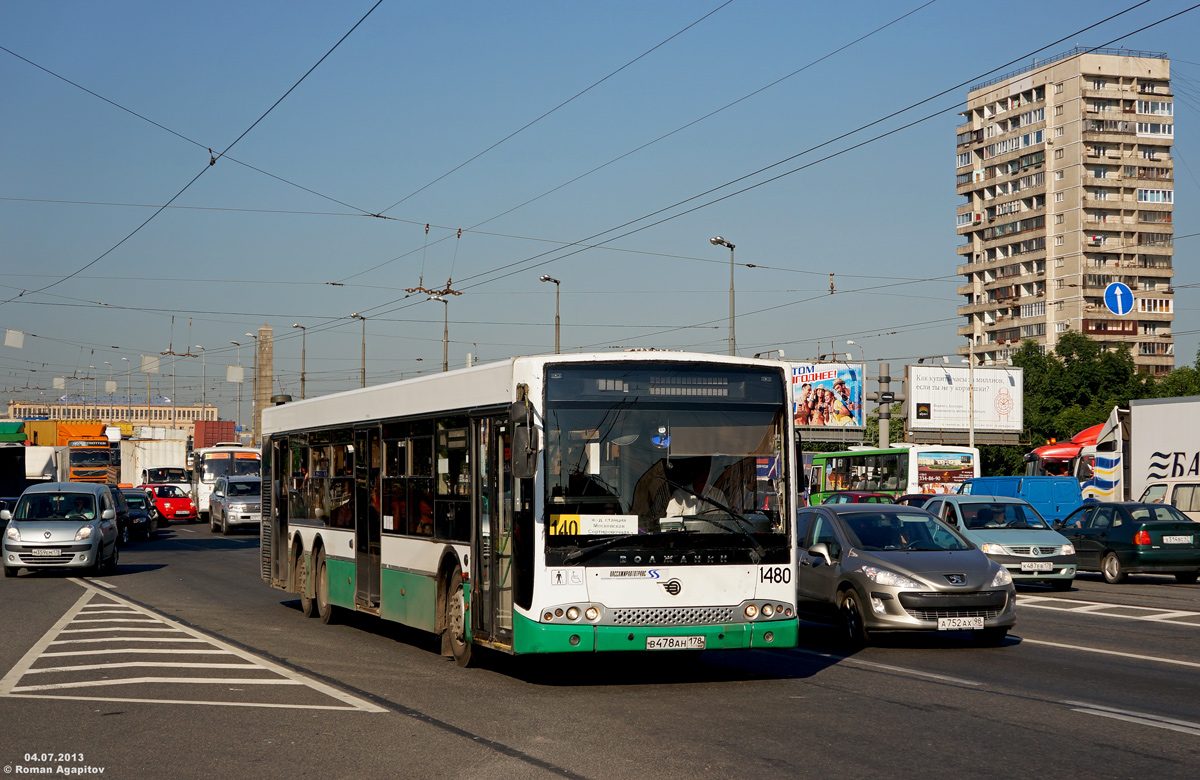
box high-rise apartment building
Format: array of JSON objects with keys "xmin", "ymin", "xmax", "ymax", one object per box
[{"xmin": 955, "ymin": 48, "xmax": 1175, "ymax": 374}]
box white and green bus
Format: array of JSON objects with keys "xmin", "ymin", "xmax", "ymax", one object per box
[{"xmin": 260, "ymin": 352, "xmax": 799, "ymax": 665}]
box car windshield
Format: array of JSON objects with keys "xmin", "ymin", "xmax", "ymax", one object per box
[
  {"xmin": 147, "ymin": 467, "xmax": 188, "ymax": 483},
  {"xmin": 228, "ymin": 481, "xmax": 260, "ymax": 497},
  {"xmin": 124, "ymin": 493, "xmax": 149, "ymax": 510},
  {"xmin": 962, "ymin": 502, "xmax": 1048, "ymax": 529},
  {"xmin": 154, "ymin": 485, "xmax": 187, "ymax": 498},
  {"xmin": 840, "ymin": 510, "xmax": 971, "ymax": 552},
  {"xmin": 14, "ymin": 493, "xmax": 97, "ymax": 521},
  {"xmin": 1129, "ymin": 504, "xmax": 1191, "ymax": 523}
]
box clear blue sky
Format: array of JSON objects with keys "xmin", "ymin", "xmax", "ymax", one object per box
[{"xmin": 3, "ymin": 0, "xmax": 1198, "ymax": 427}]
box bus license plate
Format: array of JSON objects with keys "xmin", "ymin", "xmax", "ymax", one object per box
[
  {"xmin": 646, "ymin": 636, "xmax": 705, "ymax": 650},
  {"xmin": 938, "ymin": 617, "xmax": 983, "ymax": 630},
  {"xmin": 1020, "ymin": 561, "xmax": 1053, "ymax": 572},
  {"xmin": 1164, "ymin": 535, "xmax": 1192, "ymax": 544},
  {"xmin": 33, "ymin": 548, "xmax": 60, "ymax": 557}
]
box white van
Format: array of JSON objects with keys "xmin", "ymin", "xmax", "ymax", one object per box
[{"xmin": 1139, "ymin": 478, "xmax": 1200, "ymax": 522}]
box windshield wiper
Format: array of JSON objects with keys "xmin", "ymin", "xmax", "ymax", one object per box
[{"xmin": 563, "ymin": 532, "xmax": 670, "ymax": 564}]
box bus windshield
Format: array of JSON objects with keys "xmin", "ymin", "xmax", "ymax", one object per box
[
  {"xmin": 200, "ymin": 452, "xmax": 261, "ymax": 482},
  {"xmin": 542, "ymin": 363, "xmax": 789, "ymax": 561}
]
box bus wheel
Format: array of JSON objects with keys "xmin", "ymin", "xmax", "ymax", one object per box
[
  {"xmin": 296, "ymin": 551, "xmax": 316, "ymax": 618},
  {"xmin": 444, "ymin": 566, "xmax": 472, "ymax": 667},
  {"xmin": 315, "ymin": 549, "xmax": 338, "ymax": 625}
]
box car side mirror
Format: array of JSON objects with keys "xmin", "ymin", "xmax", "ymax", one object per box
[
  {"xmin": 808, "ymin": 542, "xmax": 832, "ymax": 566},
  {"xmin": 101, "ymin": 509, "xmax": 116, "ymax": 521},
  {"xmin": 0, "ymin": 509, "xmax": 10, "ymax": 522}
]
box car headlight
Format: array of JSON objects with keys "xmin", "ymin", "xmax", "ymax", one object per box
[
  {"xmin": 990, "ymin": 567, "xmax": 1013, "ymax": 587},
  {"xmin": 1061, "ymin": 543, "xmax": 1075, "ymax": 555},
  {"xmin": 980, "ymin": 543, "xmax": 1006, "ymax": 555},
  {"xmin": 75, "ymin": 526, "xmax": 94, "ymax": 541},
  {"xmin": 6, "ymin": 524, "xmax": 21, "ymax": 542},
  {"xmin": 230, "ymin": 504, "xmax": 245, "ymax": 513},
  {"xmin": 860, "ymin": 565, "xmax": 922, "ymax": 590}
]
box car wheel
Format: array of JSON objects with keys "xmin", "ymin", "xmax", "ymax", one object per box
[
  {"xmin": 1102, "ymin": 552, "xmax": 1127, "ymax": 584},
  {"xmin": 975, "ymin": 627, "xmax": 1008, "ymax": 646},
  {"xmin": 105, "ymin": 542, "xmax": 119, "ymax": 574},
  {"xmin": 1175, "ymin": 571, "xmax": 1199, "ymax": 584},
  {"xmin": 4, "ymin": 565, "xmax": 18, "ymax": 578},
  {"xmin": 315, "ymin": 549, "xmax": 339, "ymax": 625},
  {"xmin": 1049, "ymin": 578, "xmax": 1073, "ymax": 592},
  {"xmin": 120, "ymin": 524, "xmax": 130, "ymax": 546},
  {"xmin": 838, "ymin": 588, "xmax": 870, "ymax": 649},
  {"xmin": 210, "ymin": 513, "xmax": 218, "ymax": 533},
  {"xmin": 221, "ymin": 514, "xmax": 232, "ymax": 536},
  {"xmin": 443, "ymin": 565, "xmax": 472, "ymax": 667},
  {"xmin": 150, "ymin": 518, "xmax": 159, "ymax": 540}
]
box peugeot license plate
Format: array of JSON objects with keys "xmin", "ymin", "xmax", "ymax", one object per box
[
  {"xmin": 1164, "ymin": 535, "xmax": 1192, "ymax": 544},
  {"xmin": 938, "ymin": 616, "xmax": 983, "ymax": 630},
  {"xmin": 646, "ymin": 636, "xmax": 705, "ymax": 650},
  {"xmin": 1020, "ymin": 561, "xmax": 1053, "ymax": 572},
  {"xmin": 32, "ymin": 548, "xmax": 61, "ymax": 557}
]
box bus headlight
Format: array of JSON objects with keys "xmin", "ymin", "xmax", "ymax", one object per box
[
  {"xmin": 744, "ymin": 604, "xmax": 759, "ymax": 619},
  {"xmin": 585, "ymin": 606, "xmax": 600, "ymax": 621},
  {"xmin": 761, "ymin": 604, "xmax": 775, "ymax": 617},
  {"xmin": 566, "ymin": 607, "xmax": 580, "ymax": 621}
]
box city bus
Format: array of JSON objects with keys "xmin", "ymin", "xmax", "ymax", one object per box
[
  {"xmin": 808, "ymin": 444, "xmax": 980, "ymax": 504},
  {"xmin": 260, "ymin": 352, "xmax": 798, "ymax": 666},
  {"xmin": 191, "ymin": 442, "xmax": 261, "ymax": 520}
]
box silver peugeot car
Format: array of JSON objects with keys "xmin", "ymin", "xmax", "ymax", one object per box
[
  {"xmin": 796, "ymin": 504, "xmax": 1016, "ymax": 647},
  {"xmin": 3, "ymin": 482, "xmax": 120, "ymax": 577}
]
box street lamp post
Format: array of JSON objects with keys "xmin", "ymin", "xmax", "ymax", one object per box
[
  {"xmin": 245, "ymin": 332, "xmax": 258, "ymax": 443},
  {"xmin": 121, "ymin": 357, "xmax": 131, "ymax": 423},
  {"xmin": 292, "ymin": 324, "xmax": 307, "ymax": 399},
  {"xmin": 846, "ymin": 340, "xmax": 865, "ymax": 364},
  {"xmin": 967, "ymin": 339, "xmax": 976, "ymax": 449},
  {"xmin": 351, "ymin": 314, "xmax": 367, "ymax": 388},
  {"xmin": 195, "ymin": 346, "xmax": 206, "ymax": 421},
  {"xmin": 710, "ymin": 236, "xmax": 736, "ymax": 356},
  {"xmin": 231, "ymin": 340, "xmax": 242, "ymax": 435},
  {"xmin": 539, "ymin": 275, "xmax": 561, "ymax": 354},
  {"xmin": 104, "ymin": 361, "xmax": 113, "ymax": 422},
  {"xmin": 428, "ymin": 296, "xmax": 449, "ymax": 372},
  {"xmin": 88, "ymin": 366, "xmax": 95, "ymax": 419}
]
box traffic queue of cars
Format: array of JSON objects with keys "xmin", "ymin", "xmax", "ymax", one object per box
[
  {"xmin": 803, "ymin": 479, "xmax": 1200, "ymax": 647},
  {"xmin": 2, "ymin": 477, "xmax": 202, "ymax": 577}
]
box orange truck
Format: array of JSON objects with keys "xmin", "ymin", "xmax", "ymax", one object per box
[{"xmin": 56, "ymin": 423, "xmax": 117, "ymax": 483}]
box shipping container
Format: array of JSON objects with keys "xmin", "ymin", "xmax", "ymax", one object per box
[{"xmin": 193, "ymin": 420, "xmax": 236, "ymax": 450}]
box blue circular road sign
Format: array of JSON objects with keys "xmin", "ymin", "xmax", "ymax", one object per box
[{"xmin": 1104, "ymin": 282, "xmax": 1134, "ymax": 316}]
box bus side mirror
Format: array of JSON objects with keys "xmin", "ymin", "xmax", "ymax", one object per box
[{"xmin": 512, "ymin": 425, "xmax": 538, "ymax": 480}]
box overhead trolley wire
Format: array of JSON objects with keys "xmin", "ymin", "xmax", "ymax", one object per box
[{"xmin": 0, "ymin": 0, "xmax": 386, "ymax": 310}]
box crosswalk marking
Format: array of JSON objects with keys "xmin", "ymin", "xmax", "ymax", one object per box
[{"xmin": 0, "ymin": 581, "xmax": 385, "ymax": 712}]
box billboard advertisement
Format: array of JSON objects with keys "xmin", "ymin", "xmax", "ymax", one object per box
[
  {"xmin": 907, "ymin": 365, "xmax": 1023, "ymax": 432},
  {"xmin": 788, "ymin": 362, "xmax": 865, "ymax": 429}
]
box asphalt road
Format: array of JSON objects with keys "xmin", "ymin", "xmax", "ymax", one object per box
[{"xmin": 2, "ymin": 523, "xmax": 1199, "ymax": 779}]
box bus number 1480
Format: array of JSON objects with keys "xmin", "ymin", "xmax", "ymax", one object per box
[{"xmin": 759, "ymin": 566, "xmax": 791, "ymax": 584}]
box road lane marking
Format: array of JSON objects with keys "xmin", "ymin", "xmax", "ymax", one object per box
[
  {"xmin": 1064, "ymin": 701, "xmax": 1200, "ymax": 736},
  {"xmin": 1019, "ymin": 595, "xmax": 1200, "ymax": 626},
  {"xmin": 789, "ymin": 648, "xmax": 982, "ymax": 686},
  {"xmin": 0, "ymin": 582, "xmax": 385, "ymax": 712},
  {"xmin": 1022, "ymin": 638, "xmax": 1200, "ymax": 669}
]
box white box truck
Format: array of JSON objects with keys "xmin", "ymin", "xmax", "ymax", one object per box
[{"xmin": 119, "ymin": 439, "xmax": 189, "ymax": 488}]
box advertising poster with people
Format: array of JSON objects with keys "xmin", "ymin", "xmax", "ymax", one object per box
[{"xmin": 789, "ymin": 362, "xmax": 865, "ymax": 429}]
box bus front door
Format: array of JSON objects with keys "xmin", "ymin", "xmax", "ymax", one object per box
[
  {"xmin": 354, "ymin": 426, "xmax": 382, "ymax": 610},
  {"xmin": 473, "ymin": 417, "xmax": 514, "ymax": 646}
]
